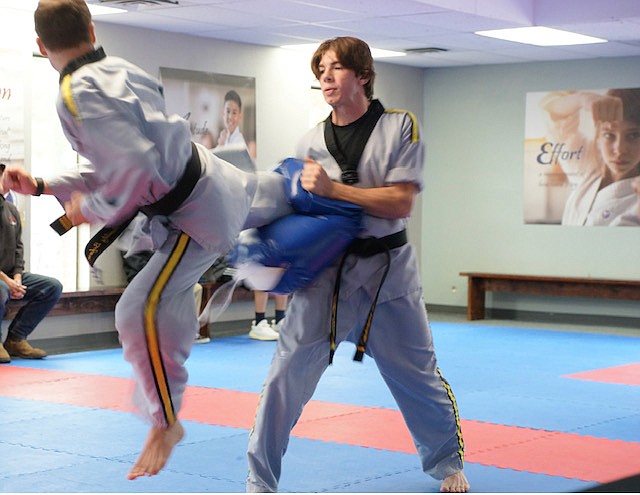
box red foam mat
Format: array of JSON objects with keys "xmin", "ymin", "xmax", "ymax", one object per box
[
  {"xmin": 461, "ymin": 420, "xmax": 640, "ymax": 483},
  {"xmin": 0, "ymin": 366, "xmax": 135, "ymax": 411},
  {"xmin": 2, "ymin": 366, "xmax": 639, "ymax": 483},
  {"xmin": 564, "ymin": 362, "xmax": 640, "ymax": 386}
]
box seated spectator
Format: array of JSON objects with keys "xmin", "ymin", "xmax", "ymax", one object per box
[{"xmin": 0, "ymin": 166, "xmax": 63, "ymax": 363}]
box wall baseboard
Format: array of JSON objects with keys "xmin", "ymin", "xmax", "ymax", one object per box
[
  {"xmin": 32, "ymin": 331, "xmax": 121, "ymax": 356},
  {"xmin": 26, "ymin": 306, "xmax": 639, "ymax": 357},
  {"xmin": 427, "ymin": 304, "xmax": 640, "ymax": 329},
  {"xmin": 30, "ymin": 320, "xmax": 254, "ymax": 356}
]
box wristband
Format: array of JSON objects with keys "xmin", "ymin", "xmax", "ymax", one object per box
[{"xmin": 34, "ymin": 177, "xmax": 45, "ymax": 196}]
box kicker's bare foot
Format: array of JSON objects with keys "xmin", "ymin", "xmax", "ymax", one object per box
[
  {"xmin": 441, "ymin": 471, "xmax": 470, "ymax": 493},
  {"xmin": 127, "ymin": 420, "xmax": 184, "ymax": 480}
]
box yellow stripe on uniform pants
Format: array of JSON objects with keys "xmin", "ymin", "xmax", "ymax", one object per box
[
  {"xmin": 437, "ymin": 367, "xmax": 465, "ymax": 463},
  {"xmin": 143, "ymin": 232, "xmax": 191, "ymax": 426}
]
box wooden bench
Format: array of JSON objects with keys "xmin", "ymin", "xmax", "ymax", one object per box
[
  {"xmin": 4, "ymin": 281, "xmax": 254, "ymax": 339},
  {"xmin": 459, "ymin": 272, "xmax": 640, "ymax": 320}
]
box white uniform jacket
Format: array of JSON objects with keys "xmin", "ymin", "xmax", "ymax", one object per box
[
  {"xmin": 562, "ymin": 170, "xmax": 640, "ymax": 226},
  {"xmin": 46, "ymin": 48, "xmax": 258, "ymax": 254},
  {"xmin": 295, "ymin": 108, "xmax": 425, "ymax": 304}
]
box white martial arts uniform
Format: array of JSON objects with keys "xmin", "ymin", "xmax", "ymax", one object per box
[
  {"xmin": 225, "ymin": 127, "xmax": 246, "ymax": 147},
  {"xmin": 46, "ymin": 47, "xmax": 289, "ymax": 427},
  {"xmin": 246, "ymin": 102, "xmax": 465, "ymax": 492},
  {"xmin": 562, "ymin": 170, "xmax": 640, "ymax": 226}
]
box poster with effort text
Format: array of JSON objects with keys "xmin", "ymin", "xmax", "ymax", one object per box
[{"xmin": 523, "ymin": 88, "xmax": 640, "ymax": 227}]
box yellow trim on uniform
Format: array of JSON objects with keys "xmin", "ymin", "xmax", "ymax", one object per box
[
  {"xmin": 61, "ymin": 75, "xmax": 79, "ymax": 118},
  {"xmin": 437, "ymin": 367, "xmax": 465, "ymax": 464},
  {"xmin": 143, "ymin": 232, "xmax": 191, "ymax": 426},
  {"xmin": 385, "ymin": 109, "xmax": 420, "ymax": 143}
]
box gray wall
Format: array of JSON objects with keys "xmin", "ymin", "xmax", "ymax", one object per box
[{"xmin": 422, "ymin": 58, "xmax": 640, "ymax": 318}]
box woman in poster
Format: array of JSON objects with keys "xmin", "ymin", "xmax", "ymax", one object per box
[{"xmin": 543, "ymin": 88, "xmax": 640, "ymax": 226}]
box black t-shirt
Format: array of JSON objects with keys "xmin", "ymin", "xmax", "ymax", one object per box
[{"xmin": 325, "ymin": 99, "xmax": 385, "ymax": 184}]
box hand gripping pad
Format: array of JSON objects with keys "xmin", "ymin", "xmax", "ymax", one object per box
[
  {"xmin": 276, "ymin": 157, "xmax": 363, "ymax": 217},
  {"xmin": 229, "ymin": 158, "xmax": 363, "ymax": 293}
]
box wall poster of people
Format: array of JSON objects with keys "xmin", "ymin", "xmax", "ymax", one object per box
[
  {"xmin": 159, "ymin": 67, "xmax": 257, "ymax": 170},
  {"xmin": 523, "ymin": 87, "xmax": 640, "ymax": 227}
]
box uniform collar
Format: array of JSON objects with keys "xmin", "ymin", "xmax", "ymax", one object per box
[{"xmin": 59, "ymin": 46, "xmax": 107, "ymax": 83}]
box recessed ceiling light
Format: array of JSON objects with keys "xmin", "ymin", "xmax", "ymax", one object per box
[
  {"xmin": 0, "ymin": 0, "xmax": 36, "ymax": 9},
  {"xmin": 88, "ymin": 4, "xmax": 126, "ymax": 16},
  {"xmin": 281, "ymin": 43, "xmax": 405, "ymax": 59},
  {"xmin": 369, "ymin": 47, "xmax": 406, "ymax": 58},
  {"xmin": 475, "ymin": 26, "xmax": 607, "ymax": 46},
  {"xmin": 0, "ymin": 0, "xmax": 125, "ymax": 15}
]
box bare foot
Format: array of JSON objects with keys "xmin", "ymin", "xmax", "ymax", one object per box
[
  {"xmin": 440, "ymin": 471, "xmax": 470, "ymax": 493},
  {"xmin": 127, "ymin": 420, "xmax": 185, "ymax": 480}
]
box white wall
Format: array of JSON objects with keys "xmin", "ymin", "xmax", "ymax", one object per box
[{"xmin": 422, "ymin": 57, "xmax": 640, "ymax": 318}]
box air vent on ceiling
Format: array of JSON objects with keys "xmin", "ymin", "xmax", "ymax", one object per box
[
  {"xmin": 405, "ymin": 47, "xmax": 449, "ymax": 54},
  {"xmin": 619, "ymin": 40, "xmax": 640, "ymax": 47}
]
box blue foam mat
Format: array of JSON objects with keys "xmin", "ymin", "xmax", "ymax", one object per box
[{"xmin": 1, "ymin": 321, "xmax": 639, "ymax": 492}]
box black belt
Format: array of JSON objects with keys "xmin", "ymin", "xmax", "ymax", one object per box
[
  {"xmin": 329, "ymin": 229, "xmax": 407, "ymax": 364},
  {"xmin": 52, "ymin": 142, "xmax": 201, "ymax": 267},
  {"xmin": 347, "ymin": 229, "xmax": 407, "ymax": 257},
  {"xmin": 140, "ymin": 142, "xmax": 201, "ymax": 217}
]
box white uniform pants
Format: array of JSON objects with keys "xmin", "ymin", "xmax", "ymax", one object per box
[
  {"xmin": 246, "ymin": 262, "xmax": 465, "ymax": 492},
  {"xmin": 115, "ymin": 230, "xmax": 218, "ymax": 427}
]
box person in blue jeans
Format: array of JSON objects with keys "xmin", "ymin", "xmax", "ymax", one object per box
[{"xmin": 0, "ymin": 166, "xmax": 62, "ymax": 363}]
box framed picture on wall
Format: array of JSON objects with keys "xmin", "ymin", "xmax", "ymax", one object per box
[
  {"xmin": 523, "ymin": 87, "xmax": 640, "ymax": 227},
  {"xmin": 159, "ymin": 67, "xmax": 257, "ymax": 170}
]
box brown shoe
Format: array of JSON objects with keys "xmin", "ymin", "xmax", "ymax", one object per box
[
  {"xmin": 4, "ymin": 338, "xmax": 47, "ymax": 359},
  {"xmin": 0, "ymin": 342, "xmax": 10, "ymax": 363}
]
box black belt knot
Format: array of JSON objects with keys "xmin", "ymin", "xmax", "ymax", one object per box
[{"xmin": 329, "ymin": 229, "xmax": 407, "ymax": 364}]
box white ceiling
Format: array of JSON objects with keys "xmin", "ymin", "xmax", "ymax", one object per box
[{"xmin": 88, "ymin": 0, "xmax": 640, "ymax": 68}]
